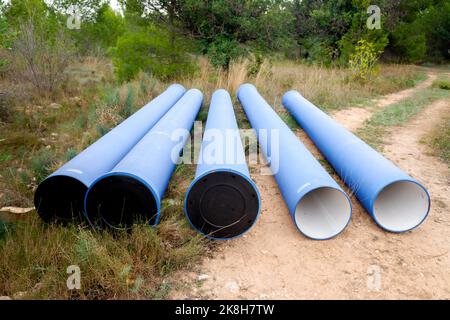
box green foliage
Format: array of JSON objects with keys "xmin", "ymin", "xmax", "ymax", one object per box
[
  {"xmin": 391, "ymin": 23, "xmax": 426, "ymax": 63},
  {"xmin": 121, "ymin": 85, "xmax": 135, "ymax": 118},
  {"xmin": 71, "ymin": 4, "xmax": 125, "ymax": 54},
  {"xmin": 389, "ymin": 0, "xmax": 449, "ymax": 62},
  {"xmin": 207, "ymin": 36, "xmax": 246, "ymax": 69},
  {"xmin": 64, "ymin": 148, "xmax": 78, "ymax": 161},
  {"xmin": 0, "ymin": 16, "xmax": 14, "ymax": 72},
  {"xmin": 337, "ymin": 0, "xmax": 389, "ymax": 65},
  {"xmin": 301, "ymin": 37, "xmax": 335, "ymax": 66},
  {"xmin": 432, "ymin": 79, "xmax": 450, "ymax": 90},
  {"xmin": 349, "ymin": 40, "xmax": 382, "ymax": 81},
  {"xmin": 110, "ymin": 25, "xmax": 196, "ymax": 82},
  {"xmin": 31, "ymin": 149, "xmax": 56, "ymax": 184}
]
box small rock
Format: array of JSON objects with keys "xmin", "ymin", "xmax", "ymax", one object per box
[
  {"xmin": 12, "ymin": 291, "xmax": 26, "ymax": 299},
  {"xmin": 198, "ymin": 274, "xmax": 210, "ymax": 281},
  {"xmin": 49, "ymin": 103, "xmax": 62, "ymax": 109},
  {"xmin": 70, "ymin": 96, "xmax": 82, "ymax": 104},
  {"xmin": 0, "ymin": 207, "xmax": 35, "ymax": 214},
  {"xmin": 225, "ymin": 281, "xmax": 240, "ymax": 294},
  {"xmin": 261, "ymin": 250, "xmax": 269, "ymax": 255},
  {"xmin": 0, "ymin": 296, "xmax": 12, "ymax": 300}
]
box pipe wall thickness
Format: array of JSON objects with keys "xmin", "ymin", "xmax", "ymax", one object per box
[
  {"xmin": 282, "ymin": 90, "xmax": 430, "ymax": 232},
  {"xmin": 237, "ymin": 84, "xmax": 352, "ymax": 240},
  {"xmin": 85, "ymin": 89, "xmax": 203, "ymax": 229},
  {"xmin": 185, "ymin": 89, "xmax": 261, "ymax": 239},
  {"xmin": 34, "ymin": 84, "xmax": 186, "ymax": 223}
]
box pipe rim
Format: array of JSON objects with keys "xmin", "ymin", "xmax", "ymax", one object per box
[
  {"xmin": 184, "ymin": 169, "xmax": 261, "ymax": 240},
  {"xmin": 34, "ymin": 175, "xmax": 88, "ymax": 224},
  {"xmin": 372, "ymin": 179, "xmax": 430, "ymax": 233},
  {"xmin": 294, "ymin": 186, "xmax": 352, "ymax": 240},
  {"xmin": 84, "ymin": 172, "xmax": 161, "ymax": 230}
]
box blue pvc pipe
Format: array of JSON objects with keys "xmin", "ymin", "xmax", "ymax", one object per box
[
  {"xmin": 34, "ymin": 84, "xmax": 186, "ymax": 223},
  {"xmin": 184, "ymin": 89, "xmax": 261, "ymax": 240},
  {"xmin": 282, "ymin": 90, "xmax": 430, "ymax": 233},
  {"xmin": 85, "ymin": 89, "xmax": 203, "ymax": 229},
  {"xmin": 237, "ymin": 84, "xmax": 352, "ymax": 240}
]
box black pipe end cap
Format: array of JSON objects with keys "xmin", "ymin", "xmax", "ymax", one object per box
[
  {"xmin": 34, "ymin": 176, "xmax": 88, "ymax": 224},
  {"xmin": 85, "ymin": 174, "xmax": 158, "ymax": 230},
  {"xmin": 186, "ymin": 171, "xmax": 260, "ymax": 239}
]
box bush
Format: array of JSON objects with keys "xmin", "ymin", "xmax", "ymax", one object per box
[
  {"xmin": 433, "ymin": 79, "xmax": 450, "ymax": 90},
  {"xmin": 71, "ymin": 4, "xmax": 125, "ymax": 55},
  {"xmin": 349, "ymin": 40, "xmax": 381, "ymax": 81},
  {"xmin": 300, "ymin": 37, "xmax": 335, "ymax": 66},
  {"xmin": 206, "ymin": 36, "xmax": 247, "ymax": 69},
  {"xmin": 110, "ymin": 26, "xmax": 196, "ymax": 82},
  {"xmin": 13, "ymin": 18, "xmax": 74, "ymax": 92},
  {"xmin": 391, "ymin": 23, "xmax": 427, "ymax": 63}
]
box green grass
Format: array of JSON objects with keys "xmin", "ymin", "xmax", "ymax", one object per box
[
  {"xmin": 357, "ymin": 87, "xmax": 450, "ymax": 149},
  {"xmin": 428, "ymin": 116, "xmax": 450, "ymax": 166}
]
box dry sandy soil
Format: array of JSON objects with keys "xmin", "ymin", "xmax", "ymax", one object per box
[{"xmin": 172, "ymin": 71, "xmax": 450, "ymax": 300}]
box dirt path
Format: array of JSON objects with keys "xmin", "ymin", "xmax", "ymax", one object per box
[
  {"xmin": 172, "ymin": 73, "xmax": 450, "ymax": 300},
  {"xmin": 331, "ymin": 72, "xmax": 437, "ymax": 132}
]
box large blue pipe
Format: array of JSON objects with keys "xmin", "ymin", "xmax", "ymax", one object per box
[
  {"xmin": 184, "ymin": 89, "xmax": 261, "ymax": 239},
  {"xmin": 237, "ymin": 84, "xmax": 352, "ymax": 240},
  {"xmin": 282, "ymin": 90, "xmax": 430, "ymax": 233},
  {"xmin": 34, "ymin": 84, "xmax": 186, "ymax": 223},
  {"xmin": 85, "ymin": 89, "xmax": 203, "ymax": 229}
]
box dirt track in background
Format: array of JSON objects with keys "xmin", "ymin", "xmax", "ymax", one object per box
[
  {"xmin": 172, "ymin": 72, "xmax": 450, "ymax": 300},
  {"xmin": 331, "ymin": 72, "xmax": 437, "ymax": 132}
]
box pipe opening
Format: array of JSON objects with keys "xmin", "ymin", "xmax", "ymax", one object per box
[
  {"xmin": 186, "ymin": 171, "xmax": 260, "ymax": 239},
  {"xmin": 85, "ymin": 174, "xmax": 158, "ymax": 229},
  {"xmin": 294, "ymin": 187, "xmax": 351, "ymax": 240},
  {"xmin": 373, "ymin": 181, "xmax": 429, "ymax": 232},
  {"xmin": 34, "ymin": 176, "xmax": 88, "ymax": 224}
]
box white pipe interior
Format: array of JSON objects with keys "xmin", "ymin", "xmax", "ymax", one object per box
[
  {"xmin": 373, "ymin": 181, "xmax": 429, "ymax": 232},
  {"xmin": 295, "ymin": 187, "xmax": 351, "ymax": 239}
]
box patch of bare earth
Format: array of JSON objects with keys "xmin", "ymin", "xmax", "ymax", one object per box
[{"xmin": 172, "ymin": 73, "xmax": 449, "ymax": 300}]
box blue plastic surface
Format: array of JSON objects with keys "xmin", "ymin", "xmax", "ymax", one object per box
[
  {"xmin": 184, "ymin": 89, "xmax": 261, "ymax": 239},
  {"xmin": 238, "ymin": 84, "xmax": 352, "ymax": 240},
  {"xmin": 34, "ymin": 84, "xmax": 186, "ymax": 222},
  {"xmin": 85, "ymin": 89, "xmax": 203, "ymax": 227},
  {"xmin": 282, "ymin": 90, "xmax": 430, "ymax": 232}
]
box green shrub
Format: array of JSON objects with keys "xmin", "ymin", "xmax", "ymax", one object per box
[
  {"xmin": 110, "ymin": 26, "xmax": 196, "ymax": 82},
  {"xmin": 391, "ymin": 23, "xmax": 426, "ymax": 63},
  {"xmin": 206, "ymin": 36, "xmax": 247, "ymax": 69},
  {"xmin": 349, "ymin": 40, "xmax": 381, "ymax": 81},
  {"xmin": 300, "ymin": 37, "xmax": 335, "ymax": 66},
  {"xmin": 433, "ymin": 79, "xmax": 450, "ymax": 90}
]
